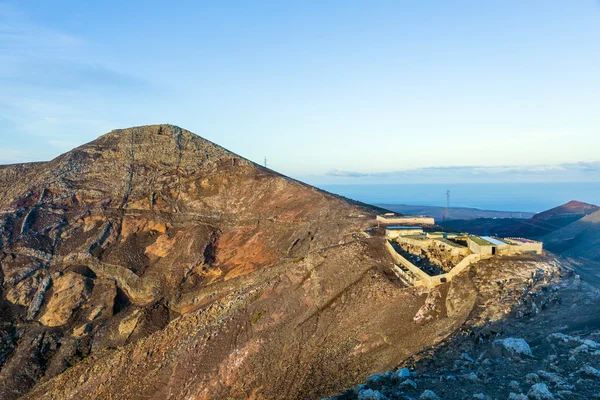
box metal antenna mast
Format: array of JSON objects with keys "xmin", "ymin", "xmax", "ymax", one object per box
[
  {"xmin": 443, "ymin": 190, "xmax": 450, "ymax": 222},
  {"xmin": 264, "ymin": 157, "xmax": 267, "ymax": 168}
]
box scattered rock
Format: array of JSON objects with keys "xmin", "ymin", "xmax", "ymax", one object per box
[
  {"xmin": 571, "ymin": 344, "xmax": 589, "ymax": 354},
  {"xmin": 492, "ymin": 338, "xmax": 533, "ymax": 357},
  {"xmin": 537, "ymin": 370, "xmax": 566, "ymax": 385},
  {"xmin": 420, "ymin": 390, "xmax": 440, "ymax": 400},
  {"xmin": 509, "ymin": 380, "xmax": 522, "ymax": 392},
  {"xmin": 526, "ymin": 373, "xmax": 541, "ymax": 384},
  {"xmin": 400, "ymin": 379, "xmax": 418, "ymax": 389},
  {"xmin": 358, "ymin": 388, "xmax": 387, "ymax": 400},
  {"xmin": 527, "ymin": 383, "xmax": 555, "ymax": 400},
  {"xmin": 366, "ymin": 373, "xmax": 385, "ymax": 390},
  {"xmin": 509, "ymin": 393, "xmax": 528, "ymax": 400},
  {"xmin": 396, "ymin": 367, "xmax": 411, "ymax": 379},
  {"xmin": 578, "ymin": 364, "xmax": 600, "ymax": 378},
  {"xmin": 461, "ymin": 372, "xmax": 480, "ymax": 382}
]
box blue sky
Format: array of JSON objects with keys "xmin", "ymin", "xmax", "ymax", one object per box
[{"xmin": 1, "ymin": 1, "xmax": 600, "ymax": 184}]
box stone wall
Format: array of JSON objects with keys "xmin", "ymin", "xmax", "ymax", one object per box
[{"xmin": 385, "ymin": 240, "xmax": 482, "ymax": 288}]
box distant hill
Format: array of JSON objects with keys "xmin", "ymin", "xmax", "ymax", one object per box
[
  {"xmin": 375, "ymin": 204, "xmax": 534, "ymax": 221},
  {"xmin": 543, "ymin": 209, "xmax": 600, "ymax": 261},
  {"xmin": 533, "ymin": 200, "xmax": 599, "ymax": 222},
  {"xmin": 440, "ymin": 200, "xmax": 599, "ymax": 239}
]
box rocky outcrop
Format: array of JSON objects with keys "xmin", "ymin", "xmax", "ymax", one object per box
[{"xmin": 38, "ymin": 272, "xmax": 92, "ymax": 327}]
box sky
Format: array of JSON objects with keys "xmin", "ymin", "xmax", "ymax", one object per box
[{"xmin": 1, "ymin": 0, "xmax": 600, "ymax": 184}]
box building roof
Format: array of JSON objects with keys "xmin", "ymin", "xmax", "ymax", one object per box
[
  {"xmin": 481, "ymin": 236, "xmax": 508, "ymax": 246},
  {"xmin": 469, "ymin": 236, "xmax": 493, "ymax": 246}
]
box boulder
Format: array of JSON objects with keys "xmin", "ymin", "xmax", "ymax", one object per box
[
  {"xmin": 366, "ymin": 374, "xmax": 386, "ymax": 390},
  {"xmin": 527, "ymin": 383, "xmax": 555, "ymax": 400},
  {"xmin": 508, "ymin": 394, "xmax": 528, "ymax": 400},
  {"xmin": 578, "ymin": 364, "xmax": 600, "ymax": 378},
  {"xmin": 358, "ymin": 388, "xmax": 387, "ymax": 400},
  {"xmin": 39, "ymin": 272, "xmax": 92, "ymax": 327},
  {"xmin": 399, "ymin": 379, "xmax": 418, "ymax": 389},
  {"xmin": 492, "ymin": 338, "xmax": 532, "ymax": 357},
  {"xmin": 396, "ymin": 367, "xmax": 411, "ymax": 379},
  {"xmin": 420, "ymin": 390, "xmax": 440, "ymax": 400}
]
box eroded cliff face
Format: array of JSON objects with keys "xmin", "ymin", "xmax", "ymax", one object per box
[{"xmin": 0, "ymin": 125, "xmax": 560, "ymax": 399}]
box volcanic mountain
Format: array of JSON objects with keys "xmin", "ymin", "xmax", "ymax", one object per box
[
  {"xmin": 0, "ymin": 125, "xmax": 567, "ymax": 399},
  {"xmin": 543, "ymin": 208, "xmax": 600, "ymax": 262},
  {"xmin": 441, "ymin": 200, "xmax": 599, "ymax": 239}
]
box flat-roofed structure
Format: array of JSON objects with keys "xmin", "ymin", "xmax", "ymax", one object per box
[
  {"xmin": 385, "ymin": 225, "xmax": 424, "ymax": 239},
  {"xmin": 467, "ymin": 235, "xmax": 543, "ymax": 256},
  {"xmin": 504, "ymin": 237, "xmax": 544, "ymax": 254},
  {"xmin": 467, "ymin": 235, "xmax": 508, "ymax": 255},
  {"xmin": 376, "ymin": 213, "xmax": 435, "ymax": 226}
]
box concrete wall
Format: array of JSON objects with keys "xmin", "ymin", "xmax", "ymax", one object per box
[
  {"xmin": 504, "ymin": 240, "xmax": 543, "ymax": 255},
  {"xmin": 385, "ymin": 228, "xmax": 423, "ymax": 239},
  {"xmin": 385, "ymin": 240, "xmax": 481, "ymax": 288},
  {"xmin": 434, "ymin": 239, "xmax": 470, "ymax": 257},
  {"xmin": 396, "ymin": 236, "xmax": 469, "ymax": 258},
  {"xmin": 377, "ymin": 215, "xmax": 435, "ymax": 225}
]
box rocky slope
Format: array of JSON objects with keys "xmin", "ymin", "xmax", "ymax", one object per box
[
  {"xmin": 543, "ymin": 209, "xmax": 600, "ymax": 262},
  {"xmin": 327, "ymin": 258, "xmax": 600, "ymax": 400},
  {"xmin": 0, "ymin": 125, "xmax": 572, "ymax": 399}
]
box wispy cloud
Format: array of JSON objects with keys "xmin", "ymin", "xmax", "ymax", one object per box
[{"xmin": 321, "ymin": 162, "xmax": 600, "ymax": 184}]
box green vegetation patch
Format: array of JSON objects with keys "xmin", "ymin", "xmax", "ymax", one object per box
[{"xmin": 251, "ymin": 311, "xmax": 265, "ymax": 324}]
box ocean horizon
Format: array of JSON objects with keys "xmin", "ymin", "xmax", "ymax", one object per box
[{"xmin": 317, "ymin": 182, "xmax": 600, "ymax": 213}]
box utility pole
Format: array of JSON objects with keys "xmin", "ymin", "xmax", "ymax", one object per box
[
  {"xmin": 264, "ymin": 157, "xmax": 267, "ymax": 168},
  {"xmin": 443, "ymin": 190, "xmax": 450, "ymax": 223}
]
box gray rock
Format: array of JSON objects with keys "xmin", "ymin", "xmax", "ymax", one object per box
[
  {"xmin": 579, "ymin": 364, "xmax": 600, "ymax": 378},
  {"xmin": 400, "ymin": 379, "xmax": 418, "ymax": 389},
  {"xmin": 473, "ymin": 394, "xmax": 486, "ymax": 399},
  {"xmin": 555, "ymin": 390, "xmax": 573, "ymax": 399},
  {"xmin": 397, "ymin": 367, "xmax": 411, "ymax": 379},
  {"xmin": 571, "ymin": 344, "xmax": 589, "ymax": 354},
  {"xmin": 358, "ymin": 388, "xmax": 387, "ymax": 400},
  {"xmin": 527, "ymin": 383, "xmax": 555, "ymax": 400},
  {"xmin": 526, "ymin": 373, "xmax": 541, "ymax": 384},
  {"xmin": 420, "ymin": 390, "xmax": 440, "ymax": 400},
  {"xmin": 509, "ymin": 394, "xmax": 528, "ymax": 400},
  {"xmin": 537, "ymin": 370, "xmax": 565, "ymax": 385},
  {"xmin": 509, "ymin": 380, "xmax": 522, "ymax": 392},
  {"xmin": 366, "ymin": 374, "xmax": 386, "ymax": 390},
  {"xmin": 460, "ymin": 372, "xmax": 480, "ymax": 382},
  {"xmin": 353, "ymin": 384, "xmax": 368, "ymax": 395},
  {"xmin": 493, "ymin": 338, "xmax": 533, "ymax": 357}
]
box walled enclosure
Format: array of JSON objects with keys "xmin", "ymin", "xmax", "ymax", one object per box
[{"xmin": 385, "ymin": 240, "xmax": 481, "ymax": 288}]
